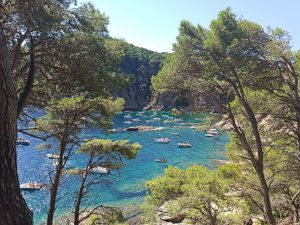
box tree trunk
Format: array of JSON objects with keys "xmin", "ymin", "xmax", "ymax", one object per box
[
  {"xmin": 74, "ymin": 171, "xmax": 87, "ymax": 225},
  {"xmin": 47, "ymin": 139, "xmax": 67, "ymax": 225},
  {"xmin": 0, "ymin": 67, "xmax": 33, "ymax": 224},
  {"xmin": 234, "ymin": 82, "xmax": 275, "ymax": 225},
  {"xmin": 255, "ymin": 166, "xmax": 275, "ymax": 225},
  {"xmin": 74, "ymin": 157, "xmax": 93, "ymax": 225}
]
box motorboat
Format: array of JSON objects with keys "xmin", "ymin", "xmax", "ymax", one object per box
[
  {"xmin": 20, "ymin": 182, "xmax": 43, "ymax": 190},
  {"xmin": 177, "ymin": 142, "xmax": 193, "ymax": 148},
  {"xmin": 46, "ymin": 153, "xmax": 66, "ymax": 160},
  {"xmin": 46, "ymin": 154, "xmax": 60, "ymax": 159},
  {"xmin": 205, "ymin": 133, "xmax": 214, "ymax": 137},
  {"xmin": 132, "ymin": 118, "xmax": 141, "ymax": 122},
  {"xmin": 146, "ymin": 119, "xmax": 154, "ymax": 123},
  {"xmin": 153, "ymin": 117, "xmax": 161, "ymax": 121},
  {"xmin": 206, "ymin": 128, "xmax": 219, "ymax": 135},
  {"xmin": 16, "ymin": 137, "xmax": 30, "ymax": 146},
  {"xmin": 164, "ymin": 119, "xmax": 174, "ymax": 123},
  {"xmin": 154, "ymin": 137, "xmax": 171, "ymax": 143},
  {"xmin": 124, "ymin": 121, "xmax": 132, "ymax": 124},
  {"xmin": 90, "ymin": 166, "xmax": 110, "ymax": 174},
  {"xmin": 155, "ymin": 158, "xmax": 168, "ymax": 163},
  {"xmin": 172, "ymin": 132, "xmax": 180, "ymax": 136}
]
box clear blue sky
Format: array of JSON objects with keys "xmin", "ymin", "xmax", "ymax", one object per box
[{"xmin": 77, "ymin": 0, "xmax": 300, "ymax": 53}]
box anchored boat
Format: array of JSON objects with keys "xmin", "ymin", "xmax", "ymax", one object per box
[
  {"xmin": 90, "ymin": 166, "xmax": 110, "ymax": 174},
  {"xmin": 20, "ymin": 182, "xmax": 43, "ymax": 190},
  {"xmin": 154, "ymin": 137, "xmax": 171, "ymax": 143},
  {"xmin": 177, "ymin": 142, "xmax": 193, "ymax": 148},
  {"xmin": 155, "ymin": 158, "xmax": 168, "ymax": 163},
  {"xmin": 172, "ymin": 132, "xmax": 180, "ymax": 136},
  {"xmin": 126, "ymin": 126, "xmax": 139, "ymax": 131},
  {"xmin": 46, "ymin": 154, "xmax": 60, "ymax": 159},
  {"xmin": 16, "ymin": 137, "xmax": 30, "ymax": 146}
]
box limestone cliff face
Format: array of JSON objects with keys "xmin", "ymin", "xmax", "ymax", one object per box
[
  {"xmin": 118, "ymin": 44, "xmax": 222, "ymax": 112},
  {"xmin": 118, "ymin": 44, "xmax": 167, "ymax": 110},
  {"xmin": 149, "ymin": 90, "xmax": 223, "ymax": 113}
]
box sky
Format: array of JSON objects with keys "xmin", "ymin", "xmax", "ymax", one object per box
[{"xmin": 77, "ymin": 0, "xmax": 300, "ymax": 53}]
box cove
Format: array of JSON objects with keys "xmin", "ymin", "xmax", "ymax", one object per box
[{"xmin": 17, "ymin": 110, "xmax": 229, "ymax": 224}]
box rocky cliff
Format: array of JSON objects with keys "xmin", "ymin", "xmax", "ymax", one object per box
[
  {"xmin": 118, "ymin": 44, "xmax": 222, "ymax": 112},
  {"xmin": 118, "ymin": 44, "xmax": 167, "ymax": 110}
]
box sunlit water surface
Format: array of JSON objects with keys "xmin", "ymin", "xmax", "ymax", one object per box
[{"xmin": 17, "ymin": 111, "xmax": 229, "ymax": 224}]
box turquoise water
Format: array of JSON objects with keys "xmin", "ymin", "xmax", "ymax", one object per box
[{"xmin": 17, "ymin": 111, "xmax": 229, "ymax": 224}]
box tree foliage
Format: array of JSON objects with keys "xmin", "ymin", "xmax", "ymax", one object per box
[
  {"xmin": 142, "ymin": 164, "xmax": 247, "ymax": 225},
  {"xmin": 150, "ymin": 7, "xmax": 300, "ymax": 225}
]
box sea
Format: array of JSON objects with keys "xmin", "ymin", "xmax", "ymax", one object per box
[{"xmin": 17, "ymin": 110, "xmax": 229, "ymax": 224}]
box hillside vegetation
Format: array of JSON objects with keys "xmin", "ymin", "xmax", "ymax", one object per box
[{"xmin": 145, "ymin": 8, "xmax": 300, "ymax": 225}]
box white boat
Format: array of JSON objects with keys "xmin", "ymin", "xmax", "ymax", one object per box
[
  {"xmin": 90, "ymin": 166, "xmax": 110, "ymax": 174},
  {"xmin": 172, "ymin": 132, "xmax": 180, "ymax": 136},
  {"xmin": 174, "ymin": 118, "xmax": 183, "ymax": 122},
  {"xmin": 124, "ymin": 121, "xmax": 132, "ymax": 124},
  {"xmin": 153, "ymin": 117, "xmax": 161, "ymax": 121},
  {"xmin": 155, "ymin": 158, "xmax": 168, "ymax": 163},
  {"xmin": 46, "ymin": 154, "xmax": 60, "ymax": 159},
  {"xmin": 154, "ymin": 137, "xmax": 171, "ymax": 143},
  {"xmin": 16, "ymin": 137, "xmax": 30, "ymax": 146},
  {"xmin": 20, "ymin": 182, "xmax": 43, "ymax": 190},
  {"xmin": 124, "ymin": 114, "xmax": 132, "ymax": 119},
  {"xmin": 177, "ymin": 142, "xmax": 193, "ymax": 148},
  {"xmin": 164, "ymin": 119, "xmax": 174, "ymax": 123},
  {"xmin": 146, "ymin": 119, "xmax": 154, "ymax": 123},
  {"xmin": 132, "ymin": 118, "xmax": 141, "ymax": 122},
  {"xmin": 205, "ymin": 133, "xmax": 214, "ymax": 137},
  {"xmin": 207, "ymin": 128, "xmax": 219, "ymax": 135}
]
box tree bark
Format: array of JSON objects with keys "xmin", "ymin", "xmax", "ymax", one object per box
[
  {"xmin": 0, "ymin": 66, "xmax": 33, "ymax": 224},
  {"xmin": 17, "ymin": 37, "xmax": 35, "ymax": 117},
  {"xmin": 74, "ymin": 157, "xmax": 93, "ymax": 225},
  {"xmin": 229, "ymin": 74, "xmax": 276, "ymax": 225},
  {"xmin": 74, "ymin": 171, "xmax": 88, "ymax": 225},
  {"xmin": 46, "ymin": 138, "xmax": 67, "ymax": 225},
  {"xmin": 255, "ymin": 165, "xmax": 275, "ymax": 225}
]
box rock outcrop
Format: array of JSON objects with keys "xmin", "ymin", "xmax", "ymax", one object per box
[
  {"xmin": 118, "ymin": 44, "xmax": 167, "ymax": 110},
  {"xmin": 150, "ymin": 90, "xmax": 223, "ymax": 112},
  {"xmin": 155, "ymin": 201, "xmax": 189, "ymax": 225}
]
